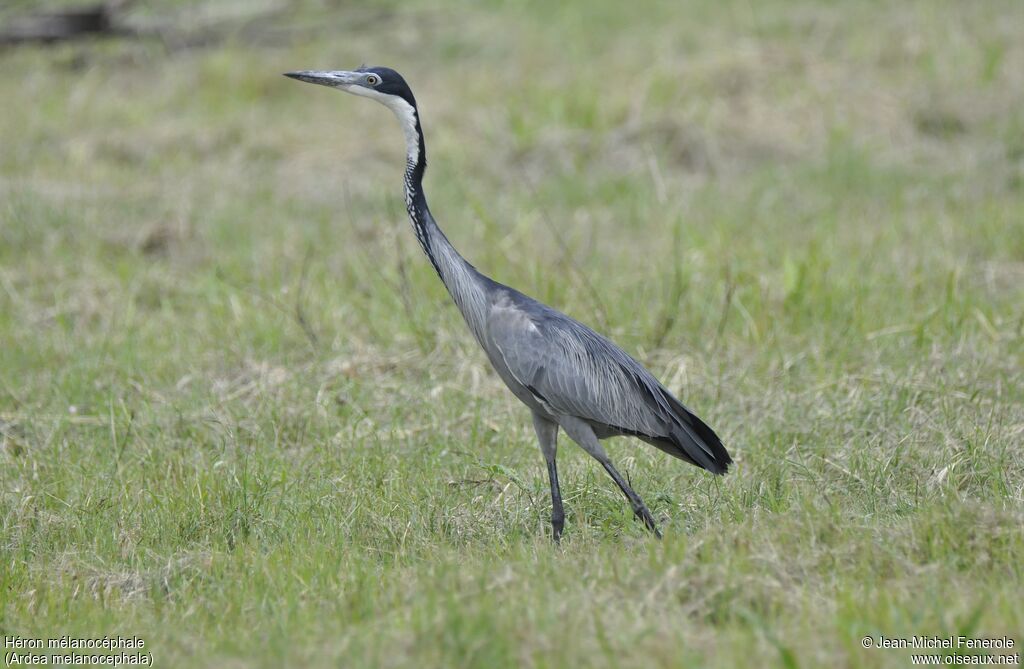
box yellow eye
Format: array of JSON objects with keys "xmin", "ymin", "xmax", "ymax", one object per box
[{"xmin": 366, "ymin": 74, "xmax": 380, "ymax": 86}]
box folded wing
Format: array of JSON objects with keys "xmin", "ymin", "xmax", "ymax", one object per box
[{"xmin": 487, "ymin": 296, "xmax": 731, "ymax": 474}]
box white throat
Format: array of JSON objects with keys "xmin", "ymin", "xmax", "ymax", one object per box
[
  {"xmin": 346, "ymin": 86, "xmax": 420, "ymax": 165},
  {"xmin": 341, "ymin": 82, "xmax": 488, "ymax": 346}
]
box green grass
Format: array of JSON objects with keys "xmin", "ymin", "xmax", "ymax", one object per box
[{"xmin": 2, "ymin": 0, "xmax": 1023, "ymax": 666}]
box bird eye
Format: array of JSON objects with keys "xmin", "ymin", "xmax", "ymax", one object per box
[{"xmin": 366, "ymin": 74, "xmax": 380, "ymax": 86}]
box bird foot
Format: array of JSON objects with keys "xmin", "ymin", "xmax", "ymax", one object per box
[{"xmin": 551, "ymin": 516, "xmax": 564, "ymax": 543}]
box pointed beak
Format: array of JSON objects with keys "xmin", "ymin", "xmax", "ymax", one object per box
[{"xmin": 283, "ymin": 70, "xmax": 361, "ymax": 89}]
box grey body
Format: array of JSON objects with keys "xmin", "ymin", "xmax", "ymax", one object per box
[
  {"xmin": 285, "ymin": 66, "xmax": 731, "ymax": 539},
  {"xmin": 430, "ymin": 231, "xmax": 726, "ymax": 473}
]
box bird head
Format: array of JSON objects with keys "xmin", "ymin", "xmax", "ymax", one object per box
[
  {"xmin": 284, "ymin": 66, "xmax": 424, "ymax": 164},
  {"xmin": 284, "ymin": 66, "xmax": 417, "ymax": 111}
]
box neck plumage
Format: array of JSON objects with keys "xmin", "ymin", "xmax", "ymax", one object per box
[{"xmin": 389, "ymin": 99, "xmax": 490, "ymax": 344}]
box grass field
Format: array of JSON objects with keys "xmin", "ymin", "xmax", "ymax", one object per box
[{"xmin": 2, "ymin": 0, "xmax": 1023, "ymax": 666}]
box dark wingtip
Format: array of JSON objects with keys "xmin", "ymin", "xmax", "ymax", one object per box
[
  {"xmin": 691, "ymin": 438, "xmax": 731, "ymax": 475},
  {"xmin": 655, "ymin": 387, "xmax": 732, "ymax": 475},
  {"xmin": 707, "ymin": 450, "xmax": 733, "ymax": 475},
  {"xmin": 697, "ymin": 428, "xmax": 732, "ymax": 476},
  {"xmin": 666, "ymin": 408, "xmax": 732, "ymax": 475}
]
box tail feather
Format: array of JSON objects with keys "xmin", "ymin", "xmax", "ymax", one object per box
[{"xmin": 657, "ymin": 390, "xmax": 732, "ymax": 475}]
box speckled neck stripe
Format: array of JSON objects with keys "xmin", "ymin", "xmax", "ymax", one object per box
[
  {"xmin": 361, "ymin": 91, "xmax": 435, "ymax": 275},
  {"xmin": 386, "ymin": 99, "xmax": 489, "ymax": 346}
]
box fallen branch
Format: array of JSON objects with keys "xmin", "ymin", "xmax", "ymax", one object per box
[{"xmin": 0, "ymin": 3, "xmax": 135, "ymax": 45}]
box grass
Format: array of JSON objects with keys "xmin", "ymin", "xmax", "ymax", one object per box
[{"xmin": 1, "ymin": 0, "xmax": 1023, "ymax": 666}]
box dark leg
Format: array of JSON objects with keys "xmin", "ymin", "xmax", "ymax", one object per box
[
  {"xmin": 532, "ymin": 412, "xmax": 564, "ymax": 542},
  {"xmin": 598, "ymin": 459, "xmax": 661, "ymax": 538},
  {"xmin": 558, "ymin": 415, "xmax": 661, "ymax": 538},
  {"xmin": 546, "ymin": 458, "xmax": 565, "ymax": 542}
]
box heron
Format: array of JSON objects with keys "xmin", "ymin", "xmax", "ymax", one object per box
[{"xmin": 284, "ymin": 66, "xmax": 732, "ymax": 540}]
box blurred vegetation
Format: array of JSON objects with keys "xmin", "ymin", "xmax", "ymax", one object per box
[{"xmin": 1, "ymin": 0, "xmax": 1022, "ymax": 667}]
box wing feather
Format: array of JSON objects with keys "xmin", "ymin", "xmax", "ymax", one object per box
[{"xmin": 486, "ymin": 292, "xmax": 730, "ymax": 474}]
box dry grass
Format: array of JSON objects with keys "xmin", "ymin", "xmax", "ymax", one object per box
[{"xmin": 1, "ymin": 0, "xmax": 1023, "ymax": 667}]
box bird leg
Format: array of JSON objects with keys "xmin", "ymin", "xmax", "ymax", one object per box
[
  {"xmin": 546, "ymin": 459, "xmax": 565, "ymax": 542},
  {"xmin": 598, "ymin": 459, "xmax": 662, "ymax": 539},
  {"xmin": 532, "ymin": 413, "xmax": 564, "ymax": 542},
  {"xmin": 558, "ymin": 415, "xmax": 662, "ymax": 538}
]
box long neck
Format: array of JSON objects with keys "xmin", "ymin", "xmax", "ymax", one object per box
[{"xmin": 390, "ymin": 100, "xmax": 490, "ymax": 344}]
